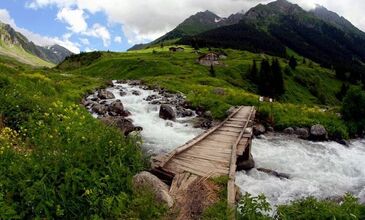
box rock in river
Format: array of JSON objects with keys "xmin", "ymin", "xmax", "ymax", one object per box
[
  {"xmin": 159, "ymin": 104, "xmax": 176, "ymax": 121},
  {"xmin": 310, "ymin": 124, "xmax": 328, "ymax": 141},
  {"xmin": 98, "ymin": 89, "xmax": 115, "ymax": 100},
  {"xmin": 108, "ymin": 100, "xmax": 124, "ymax": 115},
  {"xmin": 101, "ymin": 116, "xmax": 142, "ymax": 136}
]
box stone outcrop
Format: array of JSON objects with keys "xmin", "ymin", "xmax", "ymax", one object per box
[
  {"xmin": 97, "ymin": 89, "xmax": 115, "ymax": 99},
  {"xmin": 133, "ymin": 171, "xmax": 174, "ymax": 208}
]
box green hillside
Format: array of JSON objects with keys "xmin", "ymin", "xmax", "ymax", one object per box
[
  {"xmin": 0, "ymin": 40, "xmax": 54, "ymax": 67},
  {"xmin": 59, "ymin": 47, "xmax": 348, "ymax": 139}
]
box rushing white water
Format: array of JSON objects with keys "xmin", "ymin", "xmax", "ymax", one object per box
[
  {"xmin": 106, "ymin": 82, "xmax": 203, "ymax": 155},
  {"xmin": 236, "ymin": 135, "xmax": 365, "ymax": 208},
  {"xmin": 92, "ymin": 82, "xmax": 365, "ymax": 208}
]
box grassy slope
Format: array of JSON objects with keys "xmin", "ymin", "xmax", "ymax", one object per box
[
  {"xmin": 0, "ymin": 41, "xmax": 53, "ymax": 67},
  {"xmin": 59, "ymin": 47, "xmax": 348, "ymax": 139},
  {"xmin": 0, "ymin": 55, "xmax": 165, "ymax": 219}
]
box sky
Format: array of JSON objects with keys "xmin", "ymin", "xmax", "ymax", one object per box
[{"xmin": 0, "ymin": 0, "xmax": 364, "ymax": 53}]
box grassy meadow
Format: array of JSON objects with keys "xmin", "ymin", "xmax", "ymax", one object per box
[
  {"xmin": 0, "ymin": 45, "xmax": 360, "ymax": 218},
  {"xmin": 59, "ymin": 46, "xmax": 348, "ymax": 139}
]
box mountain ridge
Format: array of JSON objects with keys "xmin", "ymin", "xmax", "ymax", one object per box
[{"xmin": 0, "ymin": 22, "xmax": 73, "ymax": 66}]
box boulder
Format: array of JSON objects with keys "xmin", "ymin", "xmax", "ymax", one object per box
[
  {"xmin": 310, "ymin": 124, "xmax": 328, "ymax": 141},
  {"xmin": 203, "ymin": 111, "xmax": 213, "ymax": 119},
  {"xmin": 159, "ymin": 104, "xmax": 176, "ymax": 121},
  {"xmin": 98, "ymin": 89, "xmax": 115, "ymax": 99},
  {"xmin": 193, "ymin": 118, "xmax": 212, "ymax": 129},
  {"xmin": 106, "ymin": 80, "xmax": 114, "ymax": 87},
  {"xmin": 92, "ymin": 103, "xmax": 107, "ymax": 115},
  {"xmin": 132, "ymin": 90, "xmax": 142, "ymax": 96},
  {"xmin": 108, "ymin": 100, "xmax": 124, "ymax": 115},
  {"xmin": 295, "ymin": 128, "xmax": 309, "ymax": 139},
  {"xmin": 237, "ymin": 154, "xmax": 255, "ymax": 171},
  {"xmin": 337, "ymin": 139, "xmax": 349, "ymax": 147},
  {"xmin": 283, "ymin": 127, "xmax": 295, "ymax": 135},
  {"xmin": 253, "ymin": 124, "xmax": 266, "ymax": 136},
  {"xmin": 101, "ymin": 116, "xmax": 142, "ymax": 136},
  {"xmin": 119, "ymin": 91, "xmax": 127, "ymax": 97},
  {"xmin": 267, "ymin": 126, "xmax": 274, "ymax": 132},
  {"xmin": 133, "ymin": 171, "xmax": 174, "ymax": 208}
]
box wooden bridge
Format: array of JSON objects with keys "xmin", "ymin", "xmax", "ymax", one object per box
[{"xmin": 153, "ymin": 106, "xmax": 256, "ymax": 208}]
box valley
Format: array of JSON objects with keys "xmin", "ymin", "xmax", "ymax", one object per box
[{"xmin": 0, "ymin": 0, "xmax": 365, "ymax": 219}]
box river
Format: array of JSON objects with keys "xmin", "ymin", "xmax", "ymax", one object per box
[{"xmin": 94, "ymin": 82, "xmax": 365, "ymax": 208}]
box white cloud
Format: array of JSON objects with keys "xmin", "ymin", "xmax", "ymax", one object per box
[
  {"xmin": 114, "ymin": 36, "xmax": 122, "ymax": 43},
  {"xmin": 0, "ymin": 9, "xmax": 16, "ymax": 27},
  {"xmin": 57, "ymin": 7, "xmax": 88, "ymax": 33},
  {"xmin": 84, "ymin": 23, "xmax": 111, "ymax": 47},
  {"xmin": 0, "ymin": 8, "xmax": 80, "ymax": 53},
  {"xmin": 26, "ymin": 0, "xmax": 365, "ymax": 45}
]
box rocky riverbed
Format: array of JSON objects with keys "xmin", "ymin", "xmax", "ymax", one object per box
[{"xmin": 82, "ymin": 80, "xmax": 207, "ymax": 154}]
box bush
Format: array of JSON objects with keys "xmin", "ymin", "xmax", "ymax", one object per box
[{"xmin": 341, "ymin": 87, "xmax": 365, "ymax": 135}]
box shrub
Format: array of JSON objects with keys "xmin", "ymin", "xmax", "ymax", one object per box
[{"xmin": 341, "ymin": 87, "xmax": 365, "ymax": 135}]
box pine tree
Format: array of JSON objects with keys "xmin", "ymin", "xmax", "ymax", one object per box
[
  {"xmin": 258, "ymin": 59, "xmax": 271, "ymax": 96},
  {"xmin": 271, "ymin": 59, "xmax": 285, "ymax": 96},
  {"xmin": 248, "ymin": 60, "xmax": 258, "ymax": 83},
  {"xmin": 289, "ymin": 56, "xmax": 298, "ymax": 70},
  {"xmin": 209, "ymin": 64, "xmax": 216, "ymax": 77}
]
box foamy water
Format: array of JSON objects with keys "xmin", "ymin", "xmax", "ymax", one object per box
[
  {"xmin": 236, "ymin": 135, "xmax": 365, "ymax": 208},
  {"xmin": 107, "ymin": 82, "xmax": 203, "ymax": 155},
  {"xmin": 97, "ymin": 82, "xmax": 365, "ymax": 208}
]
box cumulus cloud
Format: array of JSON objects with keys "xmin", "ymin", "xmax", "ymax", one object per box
[
  {"xmin": 25, "ymin": 0, "xmax": 365, "ymax": 45},
  {"xmin": 84, "ymin": 23, "xmax": 111, "ymax": 47},
  {"xmin": 57, "ymin": 7, "xmax": 88, "ymax": 33},
  {"xmin": 0, "ymin": 8, "xmax": 80, "ymax": 53}
]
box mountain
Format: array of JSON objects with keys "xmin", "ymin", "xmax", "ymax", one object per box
[
  {"xmin": 179, "ymin": 0, "xmax": 365, "ymax": 83},
  {"xmin": 127, "ymin": 10, "xmax": 244, "ymax": 51},
  {"xmin": 0, "ymin": 22, "xmax": 73, "ymax": 66},
  {"xmin": 311, "ymin": 5, "xmax": 364, "ymax": 36}
]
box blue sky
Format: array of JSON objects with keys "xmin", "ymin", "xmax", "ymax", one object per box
[{"xmin": 0, "ymin": 0, "xmax": 364, "ymax": 54}]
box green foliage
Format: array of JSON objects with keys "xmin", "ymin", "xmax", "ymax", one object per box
[
  {"xmin": 237, "ymin": 193, "xmax": 272, "ymax": 220},
  {"xmin": 342, "ymin": 87, "xmax": 365, "ymax": 135},
  {"xmin": 276, "ymin": 194, "xmax": 365, "ymax": 220},
  {"xmin": 0, "ymin": 66, "xmax": 166, "ymax": 218}
]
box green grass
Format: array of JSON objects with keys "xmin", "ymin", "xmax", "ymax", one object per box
[
  {"xmin": 0, "ymin": 42, "xmax": 54, "ymax": 67},
  {"xmin": 0, "ymin": 56, "xmax": 166, "ymax": 219},
  {"xmin": 59, "ymin": 47, "xmax": 349, "ymax": 138}
]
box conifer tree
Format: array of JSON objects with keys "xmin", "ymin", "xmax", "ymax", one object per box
[
  {"xmin": 209, "ymin": 64, "xmax": 216, "ymax": 77},
  {"xmin": 289, "ymin": 56, "xmax": 298, "ymax": 70},
  {"xmin": 271, "ymin": 59, "xmax": 285, "ymax": 96},
  {"xmin": 248, "ymin": 60, "xmax": 258, "ymax": 83}
]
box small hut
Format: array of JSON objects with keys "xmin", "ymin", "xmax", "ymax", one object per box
[{"xmin": 197, "ymin": 52, "xmax": 220, "ymax": 66}]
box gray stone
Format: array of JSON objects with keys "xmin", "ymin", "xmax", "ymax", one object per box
[
  {"xmin": 310, "ymin": 124, "xmax": 328, "ymax": 141},
  {"xmin": 237, "ymin": 154, "xmax": 255, "ymax": 171},
  {"xmin": 92, "ymin": 103, "xmax": 107, "ymax": 115},
  {"xmin": 98, "ymin": 89, "xmax": 115, "ymax": 99},
  {"xmin": 283, "ymin": 127, "xmax": 295, "ymax": 135},
  {"xmin": 159, "ymin": 104, "xmax": 176, "ymax": 121},
  {"xmin": 132, "ymin": 90, "xmax": 141, "ymax": 96},
  {"xmin": 133, "ymin": 171, "xmax": 174, "ymax": 208},
  {"xmin": 253, "ymin": 124, "xmax": 266, "ymax": 136},
  {"xmin": 108, "ymin": 100, "xmax": 124, "ymax": 115},
  {"xmin": 295, "ymin": 128, "xmax": 310, "ymax": 139},
  {"xmin": 267, "ymin": 126, "xmax": 274, "ymax": 132},
  {"xmin": 101, "ymin": 116, "xmax": 141, "ymax": 136}
]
